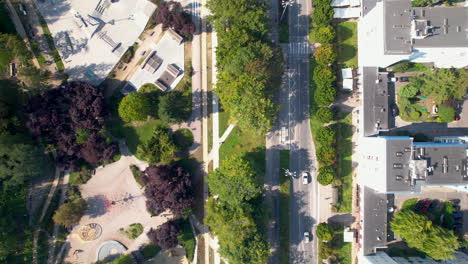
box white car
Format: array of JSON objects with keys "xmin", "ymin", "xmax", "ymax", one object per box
[
  {"xmin": 304, "ymin": 231, "xmax": 310, "ymax": 243},
  {"xmin": 302, "ymin": 172, "xmax": 309, "ymax": 184}
]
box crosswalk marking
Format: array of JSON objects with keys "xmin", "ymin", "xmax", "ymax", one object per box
[{"xmin": 289, "ymin": 42, "xmax": 310, "ymax": 55}]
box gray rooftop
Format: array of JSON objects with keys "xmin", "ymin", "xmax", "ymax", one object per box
[
  {"xmin": 411, "ymin": 7, "xmax": 468, "ymax": 48},
  {"xmin": 362, "ymin": 186, "xmax": 388, "ymax": 255},
  {"xmin": 142, "ymin": 52, "xmax": 163, "ymax": 74},
  {"xmin": 363, "ymin": 67, "xmax": 392, "ymax": 137},
  {"xmin": 383, "ymin": 0, "xmax": 412, "ymax": 54},
  {"xmin": 383, "ymin": 137, "xmax": 468, "ymax": 192}
]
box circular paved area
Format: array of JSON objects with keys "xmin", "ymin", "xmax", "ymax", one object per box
[{"xmin": 96, "ymin": 240, "xmax": 127, "ymax": 261}]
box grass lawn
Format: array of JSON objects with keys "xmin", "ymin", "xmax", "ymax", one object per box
[
  {"xmin": 37, "ymin": 13, "xmax": 65, "ymax": 71},
  {"xmin": 335, "ymin": 242, "xmax": 352, "ymax": 264},
  {"xmin": 178, "ymin": 219, "xmax": 196, "ymax": 262},
  {"xmin": 333, "ymin": 113, "xmax": 353, "ymax": 213},
  {"xmin": 219, "ymin": 126, "xmax": 264, "ymax": 163},
  {"xmin": 218, "ymin": 102, "xmax": 230, "ymax": 137},
  {"xmin": 336, "ymin": 22, "xmax": 358, "ymax": 68},
  {"xmin": 108, "ymin": 119, "xmax": 165, "ymax": 156},
  {"xmin": 279, "ymin": 150, "xmax": 290, "ymax": 264}
]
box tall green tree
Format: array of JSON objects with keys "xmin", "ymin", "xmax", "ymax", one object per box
[
  {"xmin": 207, "ymin": 155, "xmax": 262, "ymax": 206},
  {"xmin": 136, "ymin": 125, "xmax": 177, "ymax": 164},
  {"xmin": 316, "ymin": 222, "xmax": 334, "ymax": 242},
  {"xmin": 118, "ymin": 92, "xmax": 153, "ymax": 122},
  {"xmin": 0, "ymin": 133, "xmax": 46, "ymax": 188},
  {"xmin": 413, "ymin": 68, "xmax": 467, "ymax": 104},
  {"xmin": 53, "ymin": 198, "xmax": 88, "ymax": 227},
  {"xmin": 216, "ymin": 72, "xmax": 277, "ymax": 135},
  {"xmin": 391, "ymin": 210, "xmax": 460, "ymax": 260}
]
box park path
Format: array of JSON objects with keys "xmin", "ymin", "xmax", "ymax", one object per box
[{"xmin": 4, "ymin": 0, "xmax": 40, "ymax": 68}]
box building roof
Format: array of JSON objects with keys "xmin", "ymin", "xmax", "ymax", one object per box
[
  {"xmin": 362, "ymin": 186, "xmax": 388, "ymax": 255},
  {"xmin": 334, "ymin": 7, "xmax": 361, "ymax": 18},
  {"xmin": 331, "ymin": 0, "xmax": 361, "ymax": 7},
  {"xmin": 168, "ymin": 28, "xmax": 184, "ymax": 44},
  {"xmin": 361, "ymin": 136, "xmax": 468, "ymax": 193},
  {"xmin": 411, "ymin": 7, "xmax": 468, "ymax": 48},
  {"xmin": 383, "ymin": 0, "xmax": 412, "ymax": 54},
  {"xmin": 362, "ymin": 67, "xmax": 392, "ymax": 137},
  {"xmin": 142, "ymin": 52, "xmax": 163, "ymax": 73},
  {"xmin": 342, "ymin": 68, "xmax": 353, "ymax": 79},
  {"xmin": 343, "ymin": 78, "xmax": 354, "ymax": 90},
  {"xmin": 157, "ymin": 64, "xmax": 182, "ymax": 88}
]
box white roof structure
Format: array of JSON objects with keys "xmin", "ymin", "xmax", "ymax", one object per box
[
  {"xmin": 343, "ymin": 227, "xmax": 354, "ymax": 243},
  {"xmin": 331, "ymin": 0, "xmax": 361, "ymax": 7},
  {"xmin": 358, "ymin": 1, "xmax": 468, "ymax": 68},
  {"xmin": 341, "ymin": 68, "xmax": 353, "ymax": 79},
  {"xmin": 128, "ymin": 32, "xmax": 185, "ymax": 91},
  {"xmin": 342, "ymin": 78, "xmax": 354, "ymax": 90},
  {"xmin": 333, "ymin": 7, "xmax": 361, "ymax": 18},
  {"xmin": 36, "ymin": 0, "xmax": 156, "ymax": 85}
]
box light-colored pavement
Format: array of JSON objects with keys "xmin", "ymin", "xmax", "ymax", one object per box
[
  {"xmin": 4, "ymin": 0, "xmax": 40, "ymax": 68},
  {"xmin": 48, "ymin": 172, "xmax": 69, "ymax": 264}
]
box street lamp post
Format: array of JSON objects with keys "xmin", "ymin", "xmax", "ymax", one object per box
[{"xmin": 280, "ymin": 0, "xmax": 294, "ymax": 21}]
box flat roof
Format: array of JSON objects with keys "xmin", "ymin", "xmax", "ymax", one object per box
[
  {"xmin": 412, "ymin": 7, "xmax": 468, "ymax": 48},
  {"xmin": 383, "ymin": 0, "xmax": 412, "ymax": 54},
  {"xmin": 36, "ymin": 0, "xmax": 156, "ymax": 85},
  {"xmin": 362, "ymin": 67, "xmax": 392, "ymax": 137},
  {"xmin": 362, "ymin": 186, "xmax": 388, "ymax": 255}
]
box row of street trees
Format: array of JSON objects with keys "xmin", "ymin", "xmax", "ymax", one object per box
[{"xmin": 207, "ymin": 0, "xmax": 283, "ymax": 135}]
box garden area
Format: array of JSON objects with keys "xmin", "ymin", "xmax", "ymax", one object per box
[
  {"xmin": 316, "ymin": 222, "xmax": 351, "ymax": 264},
  {"xmin": 279, "ymin": 150, "xmax": 290, "ymax": 264},
  {"xmin": 396, "ymin": 68, "xmax": 466, "ymax": 123},
  {"xmin": 335, "ymin": 22, "xmax": 357, "ymax": 68}
]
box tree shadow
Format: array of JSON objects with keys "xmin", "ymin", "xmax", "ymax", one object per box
[
  {"xmin": 337, "ymin": 44, "xmax": 356, "ymax": 63},
  {"xmin": 85, "ymin": 194, "xmax": 108, "ymax": 219}
]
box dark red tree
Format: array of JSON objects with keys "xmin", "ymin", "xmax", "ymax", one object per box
[
  {"xmin": 25, "ymin": 82, "xmax": 118, "ymax": 171},
  {"xmin": 153, "ymin": 1, "xmax": 195, "ymax": 38},
  {"xmin": 142, "ymin": 164, "xmax": 193, "ymax": 216},
  {"xmin": 147, "ymin": 220, "xmax": 181, "ymax": 249}
]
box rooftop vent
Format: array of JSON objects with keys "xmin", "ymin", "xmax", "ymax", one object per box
[
  {"xmin": 396, "ymin": 152, "xmax": 403, "ymax": 157},
  {"xmin": 393, "ymin": 163, "xmax": 403, "ymax": 169},
  {"xmin": 404, "ymin": 147, "xmax": 411, "ymax": 152}
]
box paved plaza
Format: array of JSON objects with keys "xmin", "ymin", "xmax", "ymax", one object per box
[{"xmin": 64, "ymin": 153, "xmax": 168, "ymax": 263}]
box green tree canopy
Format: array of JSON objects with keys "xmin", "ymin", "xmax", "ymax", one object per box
[
  {"xmin": 316, "ymin": 222, "xmax": 334, "ymax": 242},
  {"xmin": 313, "ymin": 4, "xmax": 334, "ymax": 26},
  {"xmin": 391, "ymin": 210, "xmax": 460, "ymax": 260},
  {"xmin": 315, "ymin": 126, "xmax": 335, "ymax": 146},
  {"xmin": 158, "ymin": 91, "xmax": 191, "ymax": 124},
  {"xmin": 315, "ymin": 44, "xmax": 336, "ymax": 65},
  {"xmin": 136, "ymin": 125, "xmax": 177, "ymax": 164},
  {"xmin": 316, "ymin": 146, "xmax": 336, "ymax": 166},
  {"xmin": 316, "ymin": 107, "xmax": 333, "ymax": 123},
  {"xmin": 313, "ymin": 65, "xmax": 336, "ymax": 89},
  {"xmin": 0, "ymin": 132, "xmax": 46, "ymax": 188},
  {"xmin": 53, "ymin": 198, "xmax": 88, "ymax": 227},
  {"xmin": 207, "ymin": 155, "xmax": 262, "ymax": 206},
  {"xmin": 216, "ymin": 72, "xmax": 277, "ymax": 135},
  {"xmin": 314, "ymin": 86, "xmax": 336, "ymax": 106},
  {"xmin": 398, "ymin": 84, "xmax": 419, "ymax": 98},
  {"xmin": 438, "ymin": 105, "xmax": 455, "ymax": 123},
  {"xmin": 317, "ymin": 166, "xmax": 335, "ymax": 186},
  {"xmin": 313, "ymin": 25, "xmax": 335, "ymax": 44},
  {"xmin": 205, "ymin": 198, "xmax": 269, "ymax": 264},
  {"xmin": 412, "ymin": 69, "xmax": 467, "ymax": 104},
  {"xmin": 118, "ymin": 92, "xmax": 152, "ymax": 122}
]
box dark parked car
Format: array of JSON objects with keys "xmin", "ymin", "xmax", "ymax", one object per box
[
  {"xmin": 399, "ymin": 76, "xmax": 410, "ymax": 82},
  {"xmin": 421, "ymin": 199, "xmax": 431, "ymax": 212}
]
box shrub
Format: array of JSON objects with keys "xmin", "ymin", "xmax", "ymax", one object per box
[
  {"xmin": 120, "ymin": 223, "xmax": 144, "ymax": 239},
  {"xmin": 313, "ymin": 25, "xmax": 335, "ymax": 44},
  {"xmin": 313, "ymin": 4, "xmax": 334, "ymax": 26},
  {"xmin": 111, "ymin": 254, "xmax": 133, "ymax": 264},
  {"xmin": 410, "ymin": 110, "xmax": 421, "ymax": 119},
  {"xmin": 140, "ymin": 244, "xmax": 161, "ymax": 259},
  {"xmin": 75, "ymin": 128, "xmax": 92, "ymax": 144},
  {"xmin": 401, "ymin": 198, "xmax": 418, "ymax": 210},
  {"xmin": 315, "ymin": 126, "xmax": 335, "ymax": 146},
  {"xmin": 147, "ymin": 220, "xmax": 181, "ymax": 249},
  {"xmin": 158, "ymin": 91, "xmax": 191, "ymax": 124},
  {"xmin": 317, "ymin": 166, "xmax": 335, "ymax": 186},
  {"xmin": 314, "ymin": 86, "xmax": 336, "ymax": 106},
  {"xmin": 398, "ymin": 84, "xmax": 419, "ymax": 98},
  {"xmin": 392, "ymin": 61, "xmax": 412, "ymax": 72},
  {"xmin": 315, "ymin": 44, "xmax": 336, "ymax": 65},
  {"xmin": 316, "ymin": 146, "xmax": 336, "ymax": 166},
  {"xmin": 412, "ymin": 0, "xmax": 432, "ymax": 7},
  {"xmin": 173, "ymin": 128, "xmax": 194, "ymax": 150},
  {"xmin": 130, "ymin": 165, "xmax": 144, "ymax": 187},
  {"xmin": 316, "ymin": 222, "xmax": 334, "ymax": 241},
  {"xmin": 313, "ymin": 65, "xmax": 336, "ymax": 89},
  {"xmin": 136, "ymin": 125, "xmax": 177, "ymax": 164},
  {"xmin": 316, "ymin": 107, "xmax": 333, "ymax": 123},
  {"xmin": 438, "ymin": 105, "xmax": 455, "ymax": 123},
  {"xmin": 319, "ymin": 241, "xmax": 333, "ymax": 260},
  {"xmin": 69, "ymin": 167, "xmax": 92, "ymax": 185},
  {"xmin": 53, "ymin": 198, "xmax": 87, "ymax": 227},
  {"xmin": 118, "ymin": 93, "xmax": 152, "ymax": 122}
]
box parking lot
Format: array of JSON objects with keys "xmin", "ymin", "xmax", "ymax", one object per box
[{"xmin": 394, "ymin": 186, "xmax": 468, "ymax": 236}]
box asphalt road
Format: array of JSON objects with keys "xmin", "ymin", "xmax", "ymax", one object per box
[{"xmin": 287, "ymin": 1, "xmax": 319, "ymax": 264}]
